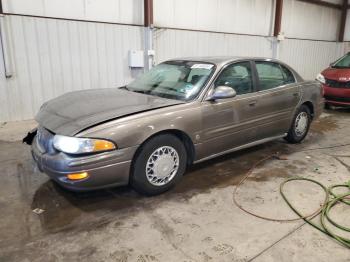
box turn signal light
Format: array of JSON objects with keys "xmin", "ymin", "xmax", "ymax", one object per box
[
  {"xmin": 67, "ymin": 172, "xmax": 89, "ymax": 181},
  {"xmin": 93, "ymin": 140, "xmax": 116, "ymax": 151}
]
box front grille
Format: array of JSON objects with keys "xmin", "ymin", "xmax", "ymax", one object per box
[
  {"xmin": 325, "ymin": 78, "xmax": 350, "ymax": 88},
  {"xmin": 324, "ymin": 95, "xmax": 350, "ymax": 103},
  {"xmin": 36, "ymin": 127, "xmax": 55, "ymax": 154}
]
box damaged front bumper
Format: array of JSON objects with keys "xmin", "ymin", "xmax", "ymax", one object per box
[
  {"xmin": 23, "ymin": 128, "xmax": 38, "ymax": 145},
  {"xmin": 30, "ymin": 134, "xmax": 137, "ymax": 191}
]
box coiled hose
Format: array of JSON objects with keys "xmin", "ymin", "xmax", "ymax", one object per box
[
  {"xmin": 233, "ymin": 143, "xmax": 350, "ymax": 248},
  {"xmin": 281, "ymin": 178, "xmax": 350, "ymax": 248}
]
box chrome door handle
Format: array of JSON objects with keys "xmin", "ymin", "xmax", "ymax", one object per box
[{"xmin": 248, "ymin": 100, "xmax": 257, "ymax": 106}]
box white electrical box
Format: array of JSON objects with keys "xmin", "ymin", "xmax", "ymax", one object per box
[
  {"xmin": 148, "ymin": 50, "xmax": 156, "ymax": 56},
  {"xmin": 128, "ymin": 50, "xmax": 144, "ymax": 68}
]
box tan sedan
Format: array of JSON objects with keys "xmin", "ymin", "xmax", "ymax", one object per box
[{"xmin": 25, "ymin": 57, "xmax": 323, "ymax": 195}]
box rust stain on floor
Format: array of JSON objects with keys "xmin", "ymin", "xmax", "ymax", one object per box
[
  {"xmin": 248, "ymin": 167, "xmax": 293, "ymax": 182},
  {"xmin": 311, "ymin": 116, "xmax": 338, "ymax": 134}
]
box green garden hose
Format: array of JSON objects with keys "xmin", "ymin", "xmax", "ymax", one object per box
[
  {"xmin": 280, "ymin": 177, "xmax": 350, "ymax": 248},
  {"xmin": 233, "ymin": 144, "xmax": 350, "ymax": 249}
]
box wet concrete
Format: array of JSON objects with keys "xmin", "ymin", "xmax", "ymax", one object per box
[{"xmin": 0, "ymin": 109, "xmax": 350, "ymax": 261}]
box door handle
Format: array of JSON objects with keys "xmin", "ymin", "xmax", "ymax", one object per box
[{"xmin": 248, "ymin": 100, "xmax": 257, "ymax": 106}]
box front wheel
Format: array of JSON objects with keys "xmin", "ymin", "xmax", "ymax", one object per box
[
  {"xmin": 131, "ymin": 134, "xmax": 187, "ymax": 196},
  {"xmin": 285, "ymin": 105, "xmax": 311, "ymax": 144}
]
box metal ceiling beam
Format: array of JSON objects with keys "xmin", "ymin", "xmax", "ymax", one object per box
[
  {"xmin": 297, "ymin": 0, "xmax": 342, "ymax": 9},
  {"xmin": 273, "ymin": 0, "xmax": 284, "ymax": 37},
  {"xmin": 339, "ymin": 0, "xmax": 348, "ymax": 42},
  {"xmin": 144, "ymin": 0, "xmax": 153, "ymax": 27}
]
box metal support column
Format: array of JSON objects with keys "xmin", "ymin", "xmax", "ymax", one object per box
[{"xmin": 144, "ymin": 0, "xmax": 154, "ymax": 71}]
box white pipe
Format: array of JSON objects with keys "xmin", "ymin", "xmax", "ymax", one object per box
[
  {"xmin": 144, "ymin": 26, "xmax": 154, "ymax": 72},
  {"xmin": 0, "ymin": 15, "xmax": 13, "ymax": 78}
]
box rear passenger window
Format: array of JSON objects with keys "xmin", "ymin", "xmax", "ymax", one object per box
[
  {"xmin": 281, "ymin": 65, "xmax": 296, "ymax": 84},
  {"xmin": 255, "ymin": 62, "xmax": 285, "ymax": 90},
  {"xmin": 214, "ymin": 62, "xmax": 253, "ymax": 95}
]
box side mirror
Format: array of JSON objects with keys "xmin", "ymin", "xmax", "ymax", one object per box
[
  {"xmin": 329, "ymin": 62, "xmax": 335, "ymax": 67},
  {"xmin": 206, "ymin": 86, "xmax": 237, "ymax": 101}
]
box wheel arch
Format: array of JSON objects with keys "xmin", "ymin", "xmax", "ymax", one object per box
[
  {"xmin": 132, "ymin": 129, "xmax": 196, "ymax": 168},
  {"xmin": 301, "ymin": 101, "xmax": 314, "ymax": 119}
]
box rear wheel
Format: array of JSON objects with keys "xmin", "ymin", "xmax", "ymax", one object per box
[
  {"xmin": 285, "ymin": 105, "xmax": 311, "ymax": 144},
  {"xmin": 131, "ymin": 134, "xmax": 187, "ymax": 195}
]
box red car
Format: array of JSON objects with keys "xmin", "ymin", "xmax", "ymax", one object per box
[{"xmin": 317, "ymin": 52, "xmax": 350, "ymax": 108}]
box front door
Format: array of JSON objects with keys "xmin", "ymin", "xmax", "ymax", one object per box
[{"xmin": 200, "ymin": 61, "xmax": 260, "ymax": 157}]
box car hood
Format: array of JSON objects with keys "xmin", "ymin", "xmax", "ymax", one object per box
[
  {"xmin": 36, "ymin": 88, "xmax": 183, "ymax": 136},
  {"xmin": 322, "ymin": 67, "xmax": 350, "ymax": 81}
]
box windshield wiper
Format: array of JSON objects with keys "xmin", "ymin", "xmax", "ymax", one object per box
[
  {"xmin": 120, "ymin": 86, "xmax": 150, "ymax": 94},
  {"xmin": 119, "ymin": 86, "xmax": 129, "ymax": 90},
  {"xmin": 332, "ymin": 66, "xmax": 350, "ymax": 69}
]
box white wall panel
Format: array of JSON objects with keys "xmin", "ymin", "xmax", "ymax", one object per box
[
  {"xmin": 0, "ymin": 15, "xmax": 143, "ymax": 122},
  {"xmin": 282, "ymin": 0, "xmax": 341, "ymax": 41},
  {"xmin": 154, "ymin": 0, "xmax": 274, "ymax": 36},
  {"xmin": 2, "ymin": 0, "xmax": 144, "ymax": 25},
  {"xmin": 345, "ymin": 9, "xmax": 350, "ymax": 41},
  {"xmin": 154, "ymin": 28, "xmax": 273, "ymax": 64},
  {"xmin": 154, "ymin": 28, "xmax": 346, "ymax": 81},
  {"xmin": 279, "ymin": 39, "xmax": 345, "ymax": 80}
]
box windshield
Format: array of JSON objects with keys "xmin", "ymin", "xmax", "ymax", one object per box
[
  {"xmin": 126, "ymin": 61, "xmax": 215, "ymax": 101},
  {"xmin": 332, "ymin": 53, "xmax": 350, "ymax": 69}
]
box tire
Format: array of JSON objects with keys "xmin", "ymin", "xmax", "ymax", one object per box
[
  {"xmin": 131, "ymin": 134, "xmax": 187, "ymax": 196},
  {"xmin": 284, "ymin": 105, "xmax": 312, "ymax": 144}
]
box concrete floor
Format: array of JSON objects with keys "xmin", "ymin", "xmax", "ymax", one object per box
[{"xmin": 0, "ymin": 109, "xmax": 349, "ymax": 262}]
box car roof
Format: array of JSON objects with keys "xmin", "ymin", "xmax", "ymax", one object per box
[{"xmin": 165, "ymin": 56, "xmax": 282, "ymax": 67}]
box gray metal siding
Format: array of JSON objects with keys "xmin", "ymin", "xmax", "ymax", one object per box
[
  {"xmin": 154, "ymin": 28, "xmax": 273, "ymax": 62},
  {"xmin": 154, "ymin": 28, "xmax": 346, "ymax": 80},
  {"xmin": 279, "ymin": 39, "xmax": 345, "ymax": 79},
  {"xmin": 154, "ymin": 0, "xmax": 275, "ymax": 36},
  {"xmin": 345, "ymin": 8, "xmax": 350, "ymax": 41},
  {"xmin": 2, "ymin": 0, "xmax": 144, "ymax": 25},
  {"xmin": 0, "ymin": 15, "xmax": 143, "ymax": 122},
  {"xmin": 282, "ymin": 0, "xmax": 341, "ymax": 41}
]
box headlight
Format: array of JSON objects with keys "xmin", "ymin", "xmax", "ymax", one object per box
[
  {"xmin": 316, "ymin": 73, "xmax": 326, "ymax": 84},
  {"xmin": 53, "ymin": 135, "xmax": 116, "ymax": 154}
]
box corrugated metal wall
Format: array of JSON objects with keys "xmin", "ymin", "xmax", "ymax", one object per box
[
  {"xmin": 154, "ymin": 28, "xmax": 273, "ymax": 62},
  {"xmin": 0, "ymin": 15, "xmax": 143, "ymax": 122},
  {"xmin": 154, "ymin": 28, "xmax": 346, "ymax": 80},
  {"xmin": 153, "ymin": 0, "xmax": 343, "ymax": 41},
  {"xmin": 345, "ymin": 8, "xmax": 350, "ymax": 41},
  {"xmin": 279, "ymin": 39, "xmax": 345, "ymax": 79},
  {"xmin": 282, "ymin": 0, "xmax": 341, "ymax": 41},
  {"xmin": 2, "ymin": 0, "xmax": 144, "ymax": 25},
  {"xmin": 153, "ymin": 0, "xmax": 274, "ymax": 36}
]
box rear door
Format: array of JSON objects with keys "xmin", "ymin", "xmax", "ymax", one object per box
[{"xmin": 251, "ymin": 60, "xmax": 301, "ymax": 140}]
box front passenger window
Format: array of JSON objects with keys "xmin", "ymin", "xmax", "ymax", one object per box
[{"xmin": 214, "ymin": 62, "xmax": 253, "ymax": 95}]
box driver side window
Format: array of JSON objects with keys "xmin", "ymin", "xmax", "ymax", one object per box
[{"xmin": 214, "ymin": 62, "xmax": 253, "ymax": 96}]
